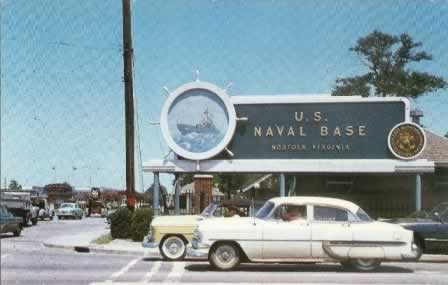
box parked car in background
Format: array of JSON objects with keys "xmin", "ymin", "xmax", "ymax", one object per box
[
  {"xmin": 0, "ymin": 205, "xmax": 23, "ymax": 236},
  {"xmin": 143, "ymin": 199, "xmax": 251, "ymax": 261},
  {"xmin": 1, "ymin": 191, "xmax": 38, "ymax": 226},
  {"xmin": 32, "ymin": 198, "xmax": 54, "ymax": 221},
  {"xmin": 105, "ymin": 206, "xmax": 121, "ymax": 224},
  {"xmin": 383, "ymin": 202, "xmax": 448, "ymax": 257},
  {"xmin": 190, "ymin": 197, "xmax": 420, "ymax": 271},
  {"xmin": 56, "ymin": 203, "xmax": 84, "ymax": 219}
]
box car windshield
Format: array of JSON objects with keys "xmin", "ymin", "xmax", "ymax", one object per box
[
  {"xmin": 356, "ymin": 208, "xmax": 373, "ymax": 222},
  {"xmin": 430, "ymin": 203, "xmax": 448, "ymax": 221},
  {"xmin": 255, "ymin": 201, "xmax": 275, "ymax": 219},
  {"xmin": 200, "ymin": 203, "xmax": 218, "ymax": 217},
  {"xmin": 61, "ymin": 204, "xmax": 74, "ymax": 208}
]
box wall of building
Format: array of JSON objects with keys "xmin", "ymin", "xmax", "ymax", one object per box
[{"xmin": 243, "ymin": 173, "xmax": 447, "ymax": 219}]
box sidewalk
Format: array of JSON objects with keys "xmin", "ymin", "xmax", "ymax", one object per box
[
  {"xmin": 43, "ymin": 231, "xmax": 448, "ymax": 262},
  {"xmin": 43, "ymin": 229, "xmax": 159, "ymax": 257}
]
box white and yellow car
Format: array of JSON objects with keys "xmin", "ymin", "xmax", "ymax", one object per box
[
  {"xmin": 190, "ymin": 196, "xmax": 421, "ymax": 271},
  {"xmin": 142, "ymin": 200, "xmax": 250, "ymax": 260}
]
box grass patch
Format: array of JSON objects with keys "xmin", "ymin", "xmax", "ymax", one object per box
[{"xmin": 92, "ymin": 233, "xmax": 113, "ymax": 245}]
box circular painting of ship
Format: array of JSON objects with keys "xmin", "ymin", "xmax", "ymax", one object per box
[
  {"xmin": 160, "ymin": 81, "xmax": 237, "ymax": 160},
  {"xmin": 168, "ymin": 89, "xmax": 228, "ymax": 153}
]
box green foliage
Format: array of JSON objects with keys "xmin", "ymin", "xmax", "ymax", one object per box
[
  {"xmin": 92, "ymin": 233, "xmax": 113, "ymax": 245},
  {"xmin": 445, "ymin": 132, "xmax": 448, "ymax": 138},
  {"xmin": 408, "ymin": 210, "xmax": 430, "ymax": 218},
  {"xmin": 131, "ymin": 208, "xmax": 153, "ymax": 242},
  {"xmin": 332, "ymin": 30, "xmax": 447, "ymax": 98},
  {"xmin": 8, "ymin": 179, "xmax": 22, "ymax": 190},
  {"xmin": 110, "ymin": 207, "xmax": 133, "ymax": 239}
]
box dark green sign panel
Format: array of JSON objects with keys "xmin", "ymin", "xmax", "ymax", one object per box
[{"xmin": 227, "ymin": 101, "xmax": 406, "ymax": 159}]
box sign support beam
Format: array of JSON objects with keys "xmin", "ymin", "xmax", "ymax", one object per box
[
  {"xmin": 280, "ymin": 173, "xmax": 286, "ymax": 197},
  {"xmin": 153, "ymin": 172, "xmax": 160, "ymax": 216},
  {"xmin": 416, "ymin": 174, "xmax": 422, "ymax": 211}
]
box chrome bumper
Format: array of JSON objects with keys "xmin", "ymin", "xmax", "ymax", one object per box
[
  {"xmin": 187, "ymin": 246, "xmax": 209, "ymax": 258},
  {"xmin": 142, "ymin": 234, "xmax": 159, "ymax": 248},
  {"xmin": 401, "ymin": 243, "xmax": 422, "ymax": 260}
]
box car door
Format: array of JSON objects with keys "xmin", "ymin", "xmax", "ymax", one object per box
[
  {"xmin": 427, "ymin": 222, "xmax": 448, "ymax": 254},
  {"xmin": 262, "ymin": 204, "xmax": 311, "ymax": 260},
  {"xmin": 0, "ymin": 207, "xmax": 7, "ymax": 233},
  {"xmin": 310, "ymin": 205, "xmax": 355, "ymax": 258},
  {"xmin": 3, "ymin": 210, "xmax": 15, "ymax": 233}
]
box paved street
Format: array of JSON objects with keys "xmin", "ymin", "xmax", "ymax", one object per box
[{"xmin": 2, "ymin": 218, "xmax": 448, "ymax": 285}]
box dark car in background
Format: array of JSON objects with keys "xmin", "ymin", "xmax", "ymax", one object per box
[
  {"xmin": 385, "ymin": 202, "xmax": 448, "ymax": 257},
  {"xmin": 0, "ymin": 205, "xmax": 23, "ymax": 237}
]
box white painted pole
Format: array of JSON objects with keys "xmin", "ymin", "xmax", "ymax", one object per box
[
  {"xmin": 175, "ymin": 180, "xmax": 180, "ymax": 215},
  {"xmin": 416, "ymin": 174, "xmax": 422, "ymax": 211},
  {"xmin": 280, "ymin": 173, "xmax": 285, "ymax": 197},
  {"xmin": 153, "ymin": 172, "xmax": 160, "ymax": 216}
]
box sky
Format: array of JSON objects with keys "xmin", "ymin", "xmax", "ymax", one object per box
[{"xmin": 1, "ymin": 0, "xmax": 447, "ymax": 192}]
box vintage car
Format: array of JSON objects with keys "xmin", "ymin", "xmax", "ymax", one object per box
[
  {"xmin": 190, "ymin": 196, "xmax": 420, "ymax": 271},
  {"xmin": 142, "ymin": 199, "xmax": 251, "ymax": 261},
  {"xmin": 56, "ymin": 203, "xmax": 84, "ymax": 219},
  {"xmin": 384, "ymin": 202, "xmax": 448, "ymax": 257},
  {"xmin": 0, "ymin": 205, "xmax": 23, "ymax": 236}
]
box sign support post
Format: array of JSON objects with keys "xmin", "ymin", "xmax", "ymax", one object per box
[
  {"xmin": 153, "ymin": 172, "xmax": 160, "ymax": 216},
  {"xmin": 416, "ymin": 174, "xmax": 422, "ymax": 211},
  {"xmin": 280, "ymin": 173, "xmax": 286, "ymax": 197}
]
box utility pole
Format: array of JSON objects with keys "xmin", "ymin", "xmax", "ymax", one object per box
[{"xmin": 122, "ymin": 0, "xmax": 135, "ymax": 211}]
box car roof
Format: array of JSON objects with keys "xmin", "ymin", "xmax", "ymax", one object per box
[{"xmin": 268, "ymin": 196, "xmax": 360, "ymax": 213}]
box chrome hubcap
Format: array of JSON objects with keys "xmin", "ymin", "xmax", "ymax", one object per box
[
  {"xmin": 163, "ymin": 237, "xmax": 184, "ymax": 258},
  {"xmin": 216, "ymin": 246, "xmax": 235, "ymax": 263}
]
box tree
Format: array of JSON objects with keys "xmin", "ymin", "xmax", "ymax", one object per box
[
  {"xmin": 445, "ymin": 132, "xmax": 448, "ymax": 139},
  {"xmin": 332, "ymin": 30, "xmax": 447, "ymax": 98},
  {"xmin": 8, "ymin": 180, "xmax": 22, "ymax": 191}
]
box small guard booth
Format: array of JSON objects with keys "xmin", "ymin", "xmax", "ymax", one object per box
[{"xmin": 143, "ymin": 81, "xmax": 434, "ymax": 217}]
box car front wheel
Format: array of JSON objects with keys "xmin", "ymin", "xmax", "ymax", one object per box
[
  {"xmin": 209, "ymin": 242, "xmax": 240, "ymax": 271},
  {"xmin": 13, "ymin": 226, "xmax": 22, "ymax": 237},
  {"xmin": 160, "ymin": 236, "xmax": 187, "ymax": 261},
  {"xmin": 349, "ymin": 258, "xmax": 381, "ymax": 272}
]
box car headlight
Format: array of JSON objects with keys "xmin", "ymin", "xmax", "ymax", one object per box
[{"xmin": 193, "ymin": 226, "xmax": 201, "ymax": 241}]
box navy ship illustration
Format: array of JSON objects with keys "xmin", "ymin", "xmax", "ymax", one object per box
[{"xmin": 177, "ymin": 108, "xmax": 219, "ymax": 135}]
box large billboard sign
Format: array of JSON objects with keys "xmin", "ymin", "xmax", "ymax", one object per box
[
  {"xmin": 160, "ymin": 81, "xmax": 425, "ymax": 161},
  {"xmin": 230, "ymin": 100, "xmax": 406, "ymax": 159}
]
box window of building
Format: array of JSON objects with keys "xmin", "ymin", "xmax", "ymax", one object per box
[
  {"xmin": 325, "ymin": 176, "xmax": 354, "ymax": 193},
  {"xmin": 435, "ymin": 174, "xmax": 448, "ymax": 191}
]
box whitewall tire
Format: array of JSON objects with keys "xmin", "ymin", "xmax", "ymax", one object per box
[
  {"xmin": 209, "ymin": 243, "xmax": 240, "ymax": 271},
  {"xmin": 160, "ymin": 236, "xmax": 187, "ymax": 261},
  {"xmin": 349, "ymin": 258, "xmax": 381, "ymax": 272}
]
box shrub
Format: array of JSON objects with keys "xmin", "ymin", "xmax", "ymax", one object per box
[
  {"xmin": 408, "ymin": 210, "xmax": 429, "ymax": 219},
  {"xmin": 131, "ymin": 208, "xmax": 153, "ymax": 242},
  {"xmin": 110, "ymin": 207, "xmax": 133, "ymax": 239}
]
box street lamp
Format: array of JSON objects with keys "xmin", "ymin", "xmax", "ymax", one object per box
[
  {"xmin": 72, "ymin": 166, "xmax": 103, "ymax": 188},
  {"xmin": 51, "ymin": 166, "xmax": 57, "ymax": 182}
]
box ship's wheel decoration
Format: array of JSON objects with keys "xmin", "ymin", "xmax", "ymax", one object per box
[{"xmin": 160, "ymin": 79, "xmax": 242, "ymax": 161}]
